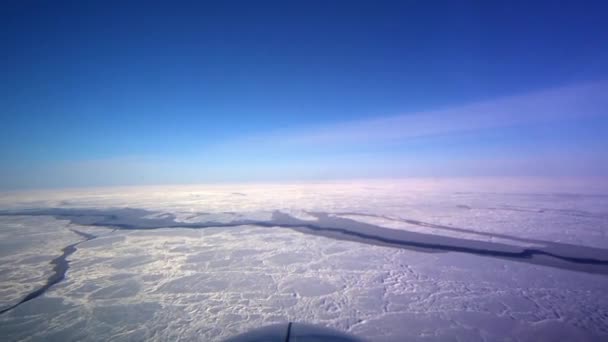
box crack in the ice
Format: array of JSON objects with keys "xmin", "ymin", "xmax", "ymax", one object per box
[
  {"xmin": 327, "ymin": 212, "xmax": 552, "ymax": 245},
  {"xmin": 0, "ymin": 229, "xmax": 98, "ymax": 315},
  {"xmin": 0, "ymin": 205, "xmax": 607, "ymax": 313}
]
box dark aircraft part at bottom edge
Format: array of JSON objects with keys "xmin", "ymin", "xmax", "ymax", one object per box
[{"xmin": 223, "ymin": 322, "xmax": 365, "ymax": 342}]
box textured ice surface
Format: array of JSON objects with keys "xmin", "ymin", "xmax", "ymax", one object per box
[{"xmin": 0, "ymin": 180, "xmax": 607, "ymax": 341}]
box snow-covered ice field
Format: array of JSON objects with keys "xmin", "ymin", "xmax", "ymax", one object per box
[{"xmin": 0, "ymin": 179, "xmax": 607, "ymax": 341}]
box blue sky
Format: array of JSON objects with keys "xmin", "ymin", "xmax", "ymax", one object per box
[{"xmin": 1, "ymin": 1, "xmax": 607, "ymax": 189}]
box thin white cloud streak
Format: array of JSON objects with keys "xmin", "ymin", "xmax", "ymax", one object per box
[
  {"xmin": 2, "ymin": 81, "xmax": 607, "ymax": 189},
  {"xmin": 217, "ymin": 80, "xmax": 608, "ymax": 150}
]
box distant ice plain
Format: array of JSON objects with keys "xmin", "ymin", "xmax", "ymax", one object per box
[{"xmin": 0, "ymin": 179, "xmax": 607, "ymax": 341}]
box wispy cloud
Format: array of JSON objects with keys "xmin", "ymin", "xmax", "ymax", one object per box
[
  {"xmin": 2, "ymin": 81, "xmax": 607, "ymax": 189},
  {"xmin": 218, "ymin": 80, "xmax": 607, "ymax": 150}
]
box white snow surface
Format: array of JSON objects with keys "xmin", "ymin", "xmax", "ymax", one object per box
[{"xmin": 0, "ymin": 180, "xmax": 607, "ymax": 341}]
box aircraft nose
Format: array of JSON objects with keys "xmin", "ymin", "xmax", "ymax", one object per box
[{"xmin": 224, "ymin": 322, "xmax": 364, "ymax": 342}]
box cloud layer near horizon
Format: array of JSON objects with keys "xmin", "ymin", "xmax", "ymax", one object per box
[{"xmin": 2, "ymin": 81, "xmax": 607, "ymax": 189}]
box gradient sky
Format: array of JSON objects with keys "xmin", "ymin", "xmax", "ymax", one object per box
[{"xmin": 1, "ymin": 1, "xmax": 608, "ymax": 189}]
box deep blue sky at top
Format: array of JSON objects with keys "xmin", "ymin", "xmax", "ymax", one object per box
[{"xmin": 1, "ymin": 1, "xmax": 608, "ymax": 188}]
